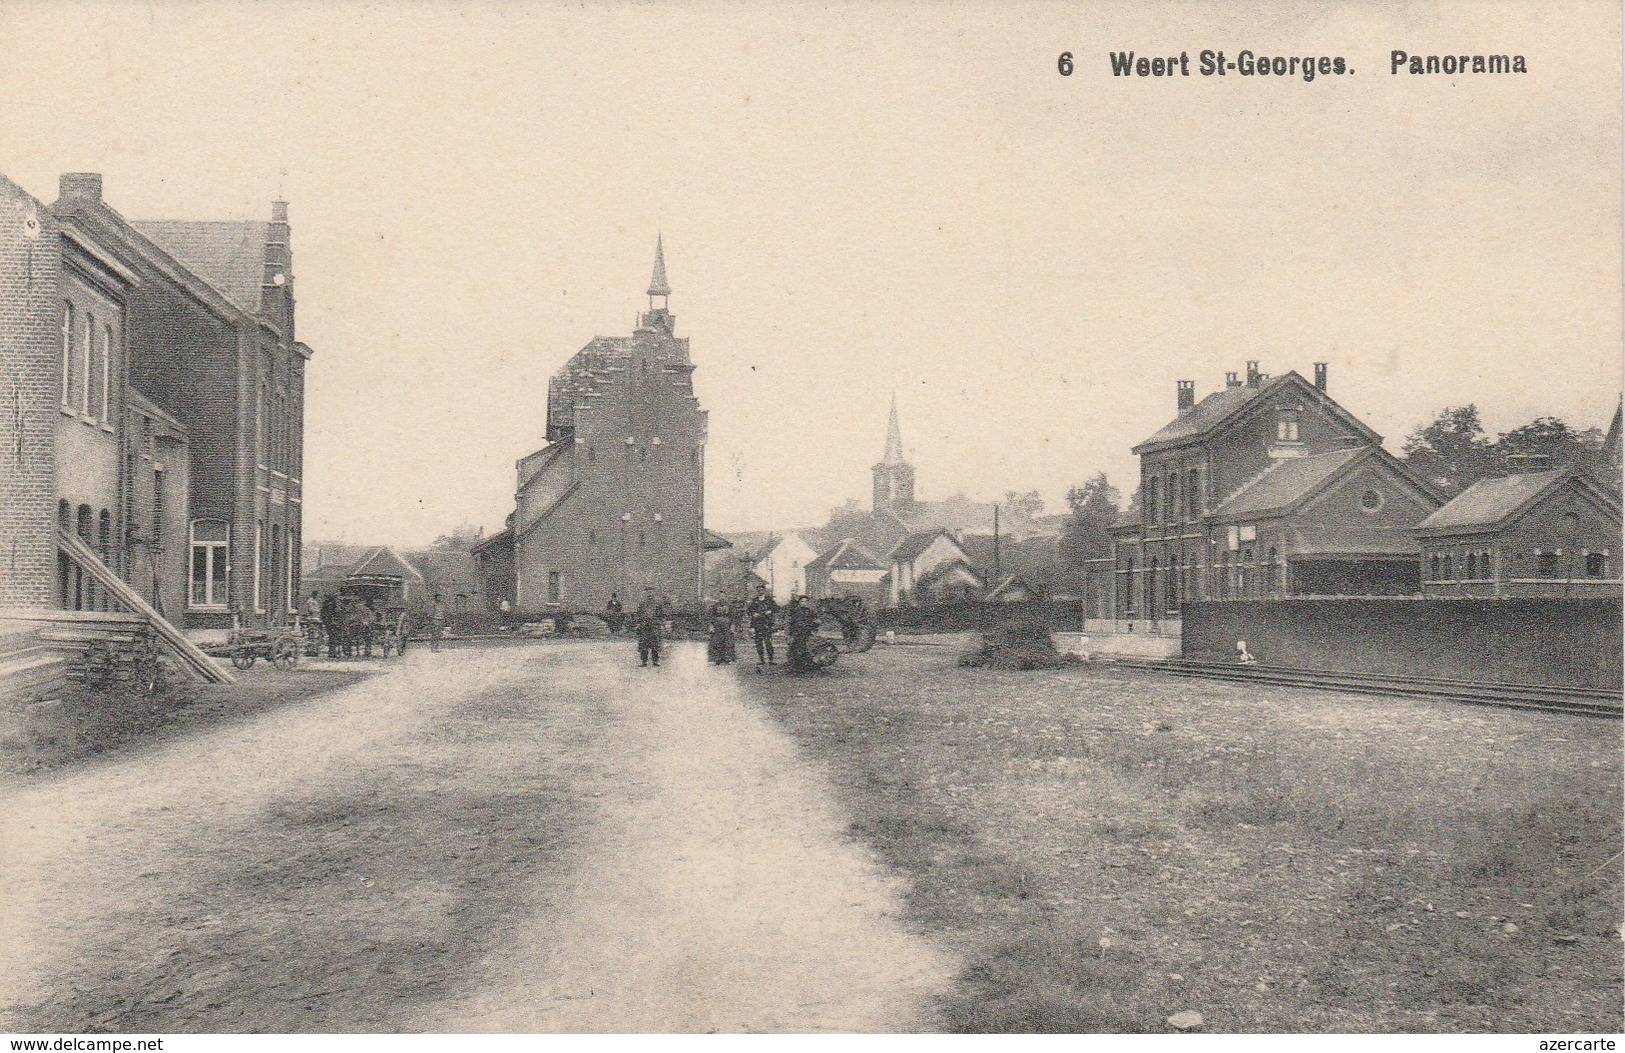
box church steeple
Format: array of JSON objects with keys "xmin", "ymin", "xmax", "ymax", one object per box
[
  {"xmin": 647, "ymin": 233, "xmax": 671, "ymax": 306},
  {"xmin": 872, "ymin": 394, "xmax": 916, "ymax": 514},
  {"xmin": 881, "ymin": 394, "xmax": 905, "ymax": 465}
]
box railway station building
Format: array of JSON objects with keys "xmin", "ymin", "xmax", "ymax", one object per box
[
  {"xmin": 1109, "ymin": 362, "xmax": 1443, "ymax": 624},
  {"xmin": 1415, "ymin": 465, "xmax": 1623, "ymax": 597}
]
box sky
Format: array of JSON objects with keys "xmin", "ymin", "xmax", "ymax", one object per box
[{"xmin": 1, "ymin": 0, "xmax": 1618, "ymax": 545}]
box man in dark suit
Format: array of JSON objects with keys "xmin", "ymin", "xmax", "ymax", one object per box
[
  {"xmin": 633, "ymin": 587, "xmax": 665, "ymax": 667},
  {"xmin": 745, "ymin": 584, "xmax": 779, "ymax": 671}
]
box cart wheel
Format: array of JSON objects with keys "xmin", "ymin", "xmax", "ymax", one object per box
[
  {"xmin": 272, "ymin": 641, "xmax": 298, "ymax": 670},
  {"xmin": 810, "ymin": 640, "xmax": 840, "ymax": 669},
  {"xmin": 231, "ymin": 650, "xmax": 255, "ymax": 670}
]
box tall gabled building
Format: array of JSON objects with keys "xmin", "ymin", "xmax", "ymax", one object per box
[
  {"xmin": 0, "ymin": 171, "xmax": 311, "ymax": 630},
  {"xmin": 507, "ymin": 238, "xmax": 709, "ymax": 610},
  {"xmin": 1112, "ymin": 361, "xmax": 1442, "ymax": 620}
]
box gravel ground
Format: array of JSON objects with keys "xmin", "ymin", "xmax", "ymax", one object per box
[
  {"xmin": 0, "ymin": 641, "xmax": 950, "ymax": 1033},
  {"xmin": 749, "ymin": 644, "xmax": 1624, "ymax": 1033}
]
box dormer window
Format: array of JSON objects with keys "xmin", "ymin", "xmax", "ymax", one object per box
[{"xmin": 1276, "ymin": 417, "xmax": 1300, "ymax": 443}]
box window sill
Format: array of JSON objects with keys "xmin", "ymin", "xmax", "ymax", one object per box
[{"xmin": 189, "ymin": 603, "xmax": 230, "ymax": 612}]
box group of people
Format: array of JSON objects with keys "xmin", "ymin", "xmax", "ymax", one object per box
[
  {"xmin": 309, "ymin": 591, "xmax": 384, "ymax": 658},
  {"xmin": 300, "ymin": 590, "xmax": 448, "ymax": 658},
  {"xmin": 605, "ymin": 583, "xmax": 824, "ymax": 673},
  {"xmin": 714, "ymin": 585, "xmax": 823, "ymax": 673}
]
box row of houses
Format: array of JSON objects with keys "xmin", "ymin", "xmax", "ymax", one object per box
[
  {"xmin": 706, "ymin": 401, "xmax": 1061, "ymax": 611},
  {"xmin": 1096, "ymin": 362, "xmax": 1622, "ymax": 629},
  {"xmin": 0, "ymin": 171, "xmax": 312, "ymax": 633}
]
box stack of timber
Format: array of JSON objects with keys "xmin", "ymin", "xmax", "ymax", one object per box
[
  {"xmin": 0, "ymin": 617, "xmax": 67, "ymax": 706},
  {"xmin": 56, "ymin": 530, "xmax": 231, "ymax": 685}
]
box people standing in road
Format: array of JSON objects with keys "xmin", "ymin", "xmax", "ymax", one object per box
[
  {"xmin": 320, "ymin": 592, "xmax": 339, "ymax": 659},
  {"xmin": 605, "ymin": 593, "xmax": 625, "ymax": 634},
  {"xmin": 746, "ymin": 584, "xmax": 779, "ymax": 672},
  {"xmin": 786, "ymin": 595, "xmax": 819, "ymax": 672},
  {"xmin": 708, "ymin": 601, "xmax": 738, "ymax": 665},
  {"xmin": 429, "ymin": 593, "xmax": 447, "ymax": 652},
  {"xmin": 634, "ymin": 587, "xmax": 664, "ymax": 667},
  {"xmin": 359, "ymin": 599, "xmax": 379, "ymax": 658}
]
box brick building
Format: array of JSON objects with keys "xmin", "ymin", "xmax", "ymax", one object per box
[
  {"xmin": 0, "ymin": 171, "xmax": 312, "ymax": 631},
  {"xmin": 1415, "ymin": 466, "xmax": 1622, "ymax": 597},
  {"xmin": 502, "ymin": 238, "xmax": 708, "ymax": 611},
  {"xmin": 1, "ymin": 172, "xmax": 193, "ymax": 618},
  {"xmin": 1110, "ymin": 362, "xmax": 1442, "ymax": 622}
]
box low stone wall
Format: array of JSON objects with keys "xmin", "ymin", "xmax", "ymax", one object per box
[{"xmin": 1182, "ymin": 598, "xmax": 1623, "ymax": 690}]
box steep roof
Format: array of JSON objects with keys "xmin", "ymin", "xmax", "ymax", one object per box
[
  {"xmin": 878, "ymin": 394, "xmax": 906, "ymax": 466},
  {"xmin": 1132, "ymin": 371, "xmax": 1383, "ymax": 455},
  {"xmin": 349, "ymin": 546, "xmax": 426, "ymax": 583},
  {"xmin": 1211, "ymin": 448, "xmax": 1367, "ymax": 520},
  {"xmin": 916, "ymin": 558, "xmax": 984, "ymax": 590},
  {"xmin": 890, "ymin": 529, "xmax": 962, "ymax": 564},
  {"xmin": 807, "ymin": 538, "xmax": 886, "ymax": 572},
  {"xmin": 132, "ymin": 220, "xmax": 268, "ymax": 316},
  {"xmin": 1416, "ymin": 468, "xmax": 1620, "ymax": 534},
  {"xmin": 647, "ymin": 234, "xmax": 671, "ymax": 298},
  {"xmin": 1136, "ymin": 382, "xmax": 1267, "ymax": 451},
  {"xmin": 470, "ymin": 527, "xmax": 513, "ymax": 556}
]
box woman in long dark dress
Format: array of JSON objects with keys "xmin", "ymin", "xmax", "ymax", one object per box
[{"xmin": 708, "ymin": 602, "xmax": 737, "ymax": 665}]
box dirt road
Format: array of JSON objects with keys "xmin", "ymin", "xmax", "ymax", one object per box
[{"xmin": 0, "ymin": 642, "xmax": 952, "ymax": 1033}]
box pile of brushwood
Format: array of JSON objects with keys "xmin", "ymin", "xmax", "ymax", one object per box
[{"xmin": 959, "ymin": 616, "xmax": 1082, "ymax": 671}]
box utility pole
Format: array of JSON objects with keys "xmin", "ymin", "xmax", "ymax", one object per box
[{"xmin": 993, "ymin": 505, "xmax": 1001, "ymax": 581}]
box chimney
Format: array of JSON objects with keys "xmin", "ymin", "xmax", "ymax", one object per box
[
  {"xmin": 1313, "ymin": 362, "xmax": 1328, "ymax": 392},
  {"xmin": 1225, "ymin": 371, "xmax": 1241, "ymax": 389},
  {"xmin": 1176, "ymin": 380, "xmax": 1195, "ymax": 414},
  {"xmin": 59, "ymin": 173, "xmax": 103, "ymax": 202},
  {"xmin": 1245, "ymin": 361, "xmax": 1261, "ymax": 388}
]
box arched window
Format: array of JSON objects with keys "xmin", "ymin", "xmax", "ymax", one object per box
[
  {"xmin": 89, "ymin": 325, "xmax": 105, "ymax": 425},
  {"xmin": 1442, "ymin": 554, "xmax": 1452, "ymax": 580},
  {"xmin": 271, "ymin": 524, "xmax": 283, "ymax": 613},
  {"xmin": 1268, "ymin": 546, "xmax": 1280, "ymax": 593},
  {"xmin": 80, "ymin": 311, "xmax": 93, "ymax": 415},
  {"xmin": 1188, "ymin": 468, "xmax": 1201, "ymax": 517},
  {"xmin": 97, "ymin": 510, "xmax": 112, "ymax": 609},
  {"xmin": 1466, "ymin": 552, "xmax": 1477, "ymax": 580},
  {"xmin": 60, "ymin": 303, "xmax": 74, "ymax": 406},
  {"xmin": 1430, "ymin": 554, "xmax": 1440, "ymax": 580},
  {"xmin": 1169, "ymin": 474, "xmax": 1182, "ymax": 522},
  {"xmin": 76, "ymin": 504, "xmax": 92, "ymax": 538},
  {"xmin": 1147, "ymin": 478, "xmax": 1159, "ymax": 524},
  {"xmin": 1122, "ymin": 556, "xmax": 1137, "ymax": 615},
  {"xmin": 101, "ymin": 324, "xmax": 115, "ymax": 423},
  {"xmin": 57, "ymin": 500, "xmax": 72, "ymax": 609}
]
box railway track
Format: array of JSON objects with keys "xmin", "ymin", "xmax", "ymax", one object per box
[{"xmin": 1109, "ymin": 657, "xmax": 1623, "ymax": 718}]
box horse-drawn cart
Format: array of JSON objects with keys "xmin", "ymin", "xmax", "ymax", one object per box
[{"xmin": 206, "ymin": 613, "xmax": 301, "ymax": 670}]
